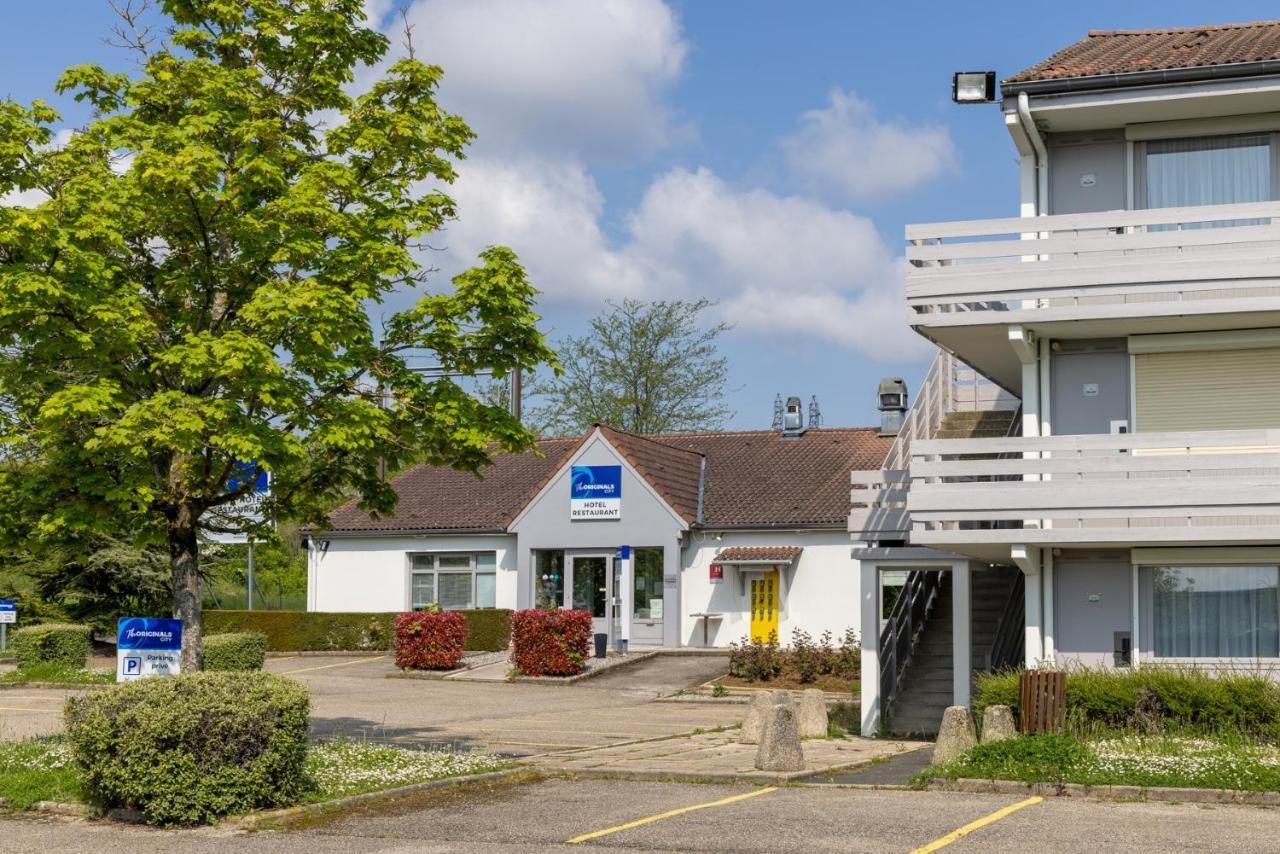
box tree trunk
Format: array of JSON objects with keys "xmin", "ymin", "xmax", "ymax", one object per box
[{"xmin": 169, "ymin": 514, "xmax": 204, "ymax": 672}]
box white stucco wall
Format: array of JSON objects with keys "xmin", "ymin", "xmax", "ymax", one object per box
[
  {"xmin": 309, "ymin": 534, "xmax": 518, "ymax": 613},
  {"xmin": 680, "ymin": 529, "xmax": 860, "ymax": 647}
]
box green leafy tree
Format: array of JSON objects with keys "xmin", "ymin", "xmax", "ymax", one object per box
[
  {"xmin": 531, "ymin": 298, "xmax": 732, "ymax": 435},
  {"xmin": 0, "ymin": 1, "xmax": 554, "ymax": 670}
]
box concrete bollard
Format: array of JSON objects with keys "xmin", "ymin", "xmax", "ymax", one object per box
[
  {"xmin": 932, "ymin": 706, "xmax": 978, "ymax": 766},
  {"xmin": 981, "ymin": 705, "xmax": 1017, "ymax": 744},
  {"xmin": 797, "ymin": 688, "xmax": 829, "ymax": 738},
  {"xmin": 739, "ymin": 692, "xmax": 771, "ymax": 744},
  {"xmin": 755, "ymin": 702, "xmax": 805, "ymax": 772}
]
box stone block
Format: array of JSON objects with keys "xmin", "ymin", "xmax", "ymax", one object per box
[
  {"xmin": 981, "ymin": 704, "xmax": 1016, "ymax": 744},
  {"xmin": 931, "ymin": 706, "xmax": 977, "ymax": 766},
  {"xmin": 755, "ymin": 702, "xmax": 804, "ymax": 772},
  {"xmin": 797, "ymin": 689, "xmax": 829, "ymax": 738},
  {"xmin": 739, "ymin": 691, "xmax": 771, "ymax": 744}
]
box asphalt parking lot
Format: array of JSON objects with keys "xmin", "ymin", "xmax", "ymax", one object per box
[
  {"xmin": 0, "ymin": 653, "xmax": 740, "ymax": 754},
  {"xmin": 5, "ymin": 776, "xmax": 1280, "ymax": 853}
]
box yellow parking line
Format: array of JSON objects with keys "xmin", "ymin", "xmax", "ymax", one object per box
[
  {"xmin": 278, "ymin": 655, "xmax": 387, "ymax": 675},
  {"xmin": 0, "ymin": 706, "xmax": 57, "ymax": 713},
  {"xmin": 566, "ymin": 787, "xmax": 777, "ymax": 844},
  {"xmin": 910, "ymin": 796, "xmax": 1044, "ymax": 854}
]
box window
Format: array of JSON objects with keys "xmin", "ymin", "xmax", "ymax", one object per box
[
  {"xmin": 409, "ymin": 552, "xmax": 498, "ymax": 611},
  {"xmin": 1144, "ymin": 133, "xmax": 1272, "ymax": 227},
  {"xmin": 1153, "ymin": 566, "xmax": 1280, "ymax": 658},
  {"xmin": 533, "ymin": 550, "xmax": 565, "ymax": 608},
  {"xmin": 633, "ymin": 548, "xmax": 664, "ymax": 621}
]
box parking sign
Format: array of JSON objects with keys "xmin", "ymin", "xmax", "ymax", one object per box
[
  {"xmin": 0, "ymin": 600, "xmax": 15, "ymax": 624},
  {"xmin": 117, "ymin": 617, "xmax": 183, "ymax": 681}
]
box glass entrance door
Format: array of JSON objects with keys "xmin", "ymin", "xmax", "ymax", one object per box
[{"xmin": 571, "ymin": 555, "xmax": 610, "ymax": 637}]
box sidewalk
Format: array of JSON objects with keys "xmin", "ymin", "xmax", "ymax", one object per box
[{"xmin": 526, "ymin": 730, "xmax": 928, "ymax": 782}]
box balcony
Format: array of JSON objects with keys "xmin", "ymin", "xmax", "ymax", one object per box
[
  {"xmin": 906, "ymin": 201, "xmax": 1280, "ymax": 390},
  {"xmin": 906, "ymin": 429, "xmax": 1280, "ymax": 558}
]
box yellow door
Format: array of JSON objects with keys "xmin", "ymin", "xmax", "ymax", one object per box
[{"xmin": 749, "ymin": 570, "xmax": 779, "ymax": 643}]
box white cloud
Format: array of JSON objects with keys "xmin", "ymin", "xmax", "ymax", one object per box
[
  {"xmin": 388, "ymin": 0, "xmax": 688, "ymax": 160},
  {"xmin": 781, "ymin": 89, "xmax": 955, "ymax": 201},
  {"xmin": 435, "ymin": 162, "xmax": 928, "ymax": 361}
]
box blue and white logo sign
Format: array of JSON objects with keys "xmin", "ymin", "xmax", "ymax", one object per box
[
  {"xmin": 117, "ymin": 617, "xmax": 182, "ymax": 681},
  {"xmin": 570, "ymin": 465, "xmax": 622, "ymax": 520},
  {"xmin": 0, "ymin": 599, "xmax": 15, "ymax": 625}
]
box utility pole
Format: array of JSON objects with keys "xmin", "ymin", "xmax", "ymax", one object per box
[{"xmin": 246, "ymin": 538, "xmax": 255, "ymax": 611}]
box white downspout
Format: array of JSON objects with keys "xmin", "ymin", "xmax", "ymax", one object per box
[{"xmin": 1017, "ymin": 92, "xmax": 1048, "ymax": 216}]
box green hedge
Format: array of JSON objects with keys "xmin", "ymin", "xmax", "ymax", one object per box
[
  {"xmin": 64, "ymin": 672, "xmax": 309, "ymax": 826},
  {"xmin": 204, "ymin": 632, "xmax": 267, "ymax": 672},
  {"xmin": 975, "ymin": 666, "xmax": 1280, "ymax": 737},
  {"xmin": 203, "ymin": 609, "xmax": 511, "ymax": 652},
  {"xmin": 12, "ymin": 623, "xmax": 92, "ymax": 670}
]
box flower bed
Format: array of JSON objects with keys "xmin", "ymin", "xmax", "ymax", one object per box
[
  {"xmin": 727, "ymin": 629, "xmax": 860, "ymax": 690},
  {"xmin": 510, "ymin": 609, "xmax": 592, "ymax": 676},
  {"xmin": 393, "ymin": 611, "xmax": 469, "ymax": 671}
]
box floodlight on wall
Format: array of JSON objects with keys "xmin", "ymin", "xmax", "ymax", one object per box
[{"xmin": 952, "ymin": 71, "xmax": 996, "ymax": 104}]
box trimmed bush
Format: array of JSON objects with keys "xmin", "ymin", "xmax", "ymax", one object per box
[
  {"xmin": 510, "ymin": 609, "xmax": 592, "ymax": 677},
  {"xmin": 203, "ymin": 632, "xmax": 268, "ymax": 672},
  {"xmin": 64, "ymin": 672, "xmax": 309, "ymax": 826},
  {"xmin": 393, "ymin": 612, "xmax": 469, "ymax": 670},
  {"xmin": 203, "ymin": 609, "xmax": 511, "ymax": 652},
  {"xmin": 974, "ymin": 666, "xmax": 1280, "ymax": 737},
  {"xmin": 12, "ymin": 623, "xmax": 92, "ymax": 671}
]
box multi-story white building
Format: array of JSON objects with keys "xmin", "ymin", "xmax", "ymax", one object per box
[{"xmin": 853, "ymin": 21, "xmax": 1280, "ymax": 735}]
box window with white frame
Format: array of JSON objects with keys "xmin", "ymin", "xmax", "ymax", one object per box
[
  {"xmin": 1152, "ymin": 565, "xmax": 1280, "ymax": 658},
  {"xmin": 410, "ymin": 552, "xmax": 497, "ymax": 610}
]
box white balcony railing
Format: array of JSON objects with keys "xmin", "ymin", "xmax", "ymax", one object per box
[
  {"xmin": 907, "ymin": 429, "xmax": 1280, "ymax": 546},
  {"xmin": 907, "ymin": 201, "xmax": 1280, "ymax": 327}
]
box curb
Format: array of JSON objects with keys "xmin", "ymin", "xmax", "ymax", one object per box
[
  {"xmin": 508, "ymin": 652, "xmax": 659, "ymax": 686},
  {"xmin": 232, "ymin": 768, "xmax": 528, "ymax": 829},
  {"xmin": 32, "ymin": 800, "xmax": 91, "ymax": 817},
  {"xmin": 266, "ymin": 651, "xmax": 390, "ymax": 658},
  {"xmin": 928, "ymin": 777, "xmax": 1280, "ymax": 806},
  {"xmin": 0, "ymin": 681, "xmax": 111, "ymax": 691},
  {"xmin": 550, "ymin": 755, "xmax": 887, "ymax": 787}
]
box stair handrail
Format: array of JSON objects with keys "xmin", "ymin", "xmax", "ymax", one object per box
[
  {"xmin": 879, "ymin": 569, "xmax": 944, "ymax": 724},
  {"xmin": 987, "ymin": 572, "xmax": 1025, "ymax": 671}
]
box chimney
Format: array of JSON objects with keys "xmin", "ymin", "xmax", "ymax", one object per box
[
  {"xmin": 782, "ymin": 395, "xmax": 805, "ymax": 437},
  {"xmin": 877, "ymin": 378, "xmax": 908, "ymax": 437}
]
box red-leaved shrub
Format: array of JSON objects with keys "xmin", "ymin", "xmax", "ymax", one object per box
[
  {"xmin": 510, "ymin": 609, "xmax": 593, "ymax": 677},
  {"xmin": 393, "ymin": 611, "xmax": 469, "ymax": 670}
]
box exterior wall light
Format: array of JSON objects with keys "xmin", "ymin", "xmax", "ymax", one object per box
[{"xmin": 952, "ymin": 71, "xmax": 996, "ymax": 103}]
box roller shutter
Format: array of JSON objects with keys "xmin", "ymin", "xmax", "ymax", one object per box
[{"xmin": 1134, "ymin": 347, "xmax": 1280, "ymax": 432}]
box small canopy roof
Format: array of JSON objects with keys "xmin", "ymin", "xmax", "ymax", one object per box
[{"xmin": 712, "ymin": 546, "xmax": 803, "ymax": 565}]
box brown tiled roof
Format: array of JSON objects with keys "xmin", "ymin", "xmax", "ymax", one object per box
[
  {"xmin": 1005, "ymin": 20, "xmax": 1280, "ymax": 86},
  {"xmin": 713, "ymin": 546, "xmax": 803, "ymax": 563},
  {"xmin": 661, "ymin": 427, "xmax": 891, "ymax": 528},
  {"xmin": 597, "ymin": 425, "xmax": 703, "ymax": 524},
  {"xmin": 324, "ymin": 437, "xmax": 580, "ymax": 532},
  {"xmin": 323, "ymin": 425, "xmax": 891, "ymax": 533}
]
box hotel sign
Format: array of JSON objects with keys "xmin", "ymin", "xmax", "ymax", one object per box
[{"xmin": 570, "ymin": 465, "xmax": 622, "ymax": 520}]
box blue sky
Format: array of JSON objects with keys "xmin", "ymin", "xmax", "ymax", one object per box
[{"xmin": 4, "ymin": 1, "xmax": 1279, "ymax": 430}]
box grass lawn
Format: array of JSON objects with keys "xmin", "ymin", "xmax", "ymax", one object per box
[
  {"xmin": 0, "ymin": 736, "xmax": 511, "ymax": 813},
  {"xmin": 713, "ymin": 673, "xmax": 860, "ymax": 694},
  {"xmin": 919, "ymin": 732, "xmax": 1280, "ymax": 792},
  {"xmin": 0, "ymin": 738, "xmax": 83, "ymax": 809},
  {"xmin": 0, "ymin": 664, "xmax": 115, "ymax": 686}
]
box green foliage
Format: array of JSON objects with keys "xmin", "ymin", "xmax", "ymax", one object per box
[
  {"xmin": 204, "ymin": 609, "xmax": 511, "ymax": 652},
  {"xmin": 933, "ymin": 734, "xmax": 1091, "ymax": 784},
  {"xmin": 0, "ymin": 0, "xmax": 555, "ymax": 669},
  {"xmin": 0, "ymin": 737, "xmax": 83, "ymax": 810},
  {"xmin": 530, "ymin": 298, "xmax": 731, "ymax": 435},
  {"xmin": 0, "ymin": 663, "xmax": 114, "ymax": 686},
  {"xmin": 64, "ymin": 672, "xmax": 310, "ymax": 826},
  {"xmin": 200, "ymin": 525, "xmax": 308, "ymax": 612},
  {"xmin": 19, "ymin": 538, "xmax": 171, "ymax": 635},
  {"xmin": 203, "ymin": 632, "xmax": 267, "ymax": 672},
  {"xmin": 729, "ymin": 630, "xmax": 860, "ymax": 685},
  {"xmin": 974, "ymin": 666, "xmax": 1280, "ymax": 738},
  {"xmin": 12, "ymin": 622, "xmax": 91, "ymax": 670}
]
